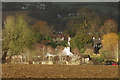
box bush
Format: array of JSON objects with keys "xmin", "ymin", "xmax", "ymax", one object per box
[{"xmin": 96, "ymin": 57, "xmax": 104, "ymax": 63}]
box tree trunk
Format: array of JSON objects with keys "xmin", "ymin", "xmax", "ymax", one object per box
[{"xmin": 2, "ymin": 51, "xmax": 7, "ymax": 63}]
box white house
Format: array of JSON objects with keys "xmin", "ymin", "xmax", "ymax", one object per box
[{"xmin": 60, "ymin": 37, "xmax": 73, "ymax": 56}]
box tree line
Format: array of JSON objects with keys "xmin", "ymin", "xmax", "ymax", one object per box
[{"xmin": 2, "ymin": 2, "xmax": 119, "ymax": 62}]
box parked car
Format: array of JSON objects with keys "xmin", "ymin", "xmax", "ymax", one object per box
[
  {"xmin": 104, "ymin": 61, "xmax": 114, "ymax": 65},
  {"xmin": 117, "ymin": 62, "xmax": 120, "ymax": 65},
  {"xmin": 112, "ymin": 62, "xmax": 117, "ymax": 65}
]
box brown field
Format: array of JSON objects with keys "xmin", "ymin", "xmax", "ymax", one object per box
[{"xmin": 2, "ymin": 64, "xmax": 119, "ymax": 79}]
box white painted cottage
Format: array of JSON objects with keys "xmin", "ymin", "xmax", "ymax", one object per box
[{"xmin": 60, "ymin": 37, "xmax": 73, "ymax": 57}]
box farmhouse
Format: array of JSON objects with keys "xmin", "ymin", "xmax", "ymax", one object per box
[
  {"xmin": 51, "ymin": 33, "xmax": 69, "ymax": 42},
  {"xmin": 92, "ymin": 36, "xmax": 102, "ymax": 54}
]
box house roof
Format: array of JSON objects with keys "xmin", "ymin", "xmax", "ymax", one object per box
[
  {"xmin": 82, "ymin": 55, "xmax": 91, "ymax": 58},
  {"xmin": 33, "ymin": 44, "xmax": 46, "ymax": 48},
  {"xmin": 60, "ymin": 47, "xmax": 73, "ymax": 56},
  {"xmin": 55, "ymin": 46, "xmax": 64, "ymax": 53},
  {"xmin": 46, "ymin": 53, "xmax": 56, "ymax": 57},
  {"xmin": 51, "ymin": 34, "xmax": 69, "ymax": 39},
  {"xmin": 93, "ymin": 39, "xmax": 101, "ymax": 44},
  {"xmin": 41, "ymin": 40, "xmax": 51, "ymax": 44}
]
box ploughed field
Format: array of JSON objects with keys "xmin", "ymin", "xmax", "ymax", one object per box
[{"xmin": 2, "ymin": 64, "xmax": 119, "ymax": 78}]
